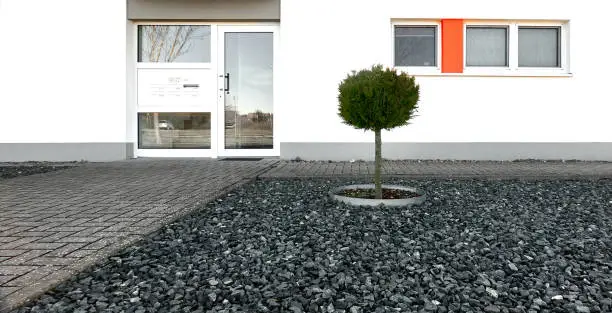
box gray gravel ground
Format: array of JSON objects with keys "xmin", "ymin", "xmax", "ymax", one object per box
[{"xmin": 10, "ymin": 177, "xmax": 612, "ymax": 313}]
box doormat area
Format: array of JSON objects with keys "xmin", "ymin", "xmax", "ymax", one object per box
[{"xmin": 219, "ymin": 158, "xmax": 264, "ymax": 161}]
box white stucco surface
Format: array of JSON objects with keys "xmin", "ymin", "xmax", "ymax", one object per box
[
  {"xmin": 0, "ymin": 0, "xmax": 609, "ymax": 161},
  {"xmin": 277, "ymin": 0, "xmax": 611, "ymax": 143},
  {"xmin": 0, "ymin": 0, "xmax": 127, "ymax": 143}
]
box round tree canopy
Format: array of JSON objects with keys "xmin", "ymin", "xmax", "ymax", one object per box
[{"xmin": 338, "ymin": 64, "xmax": 420, "ymax": 131}]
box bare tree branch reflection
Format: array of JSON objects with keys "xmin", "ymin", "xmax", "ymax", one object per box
[{"xmin": 140, "ymin": 26, "xmax": 198, "ymax": 144}]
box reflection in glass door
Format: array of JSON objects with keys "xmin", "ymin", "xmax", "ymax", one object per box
[
  {"xmin": 135, "ymin": 24, "xmax": 215, "ymax": 158},
  {"xmin": 223, "ymin": 32, "xmax": 274, "ymax": 150}
]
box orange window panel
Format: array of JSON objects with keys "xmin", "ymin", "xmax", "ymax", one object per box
[{"xmin": 441, "ymin": 19, "xmax": 464, "ymax": 73}]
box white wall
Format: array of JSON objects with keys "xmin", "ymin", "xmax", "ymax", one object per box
[
  {"xmin": 0, "ymin": 0, "xmax": 609, "ymax": 161},
  {"xmin": 278, "ymin": 0, "xmax": 611, "ymax": 144},
  {"xmin": 0, "ymin": 0, "xmax": 127, "ymax": 143}
]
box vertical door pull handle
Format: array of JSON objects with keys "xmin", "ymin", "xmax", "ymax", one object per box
[{"xmin": 224, "ymin": 73, "xmax": 230, "ymax": 94}]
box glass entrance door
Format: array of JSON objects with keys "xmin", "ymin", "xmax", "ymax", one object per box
[{"xmin": 217, "ymin": 26, "xmax": 278, "ymax": 157}]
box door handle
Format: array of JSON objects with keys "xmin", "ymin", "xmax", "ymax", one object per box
[{"xmin": 224, "ymin": 73, "xmax": 230, "ymax": 94}]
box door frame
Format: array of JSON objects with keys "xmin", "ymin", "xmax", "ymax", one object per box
[
  {"xmin": 130, "ymin": 22, "xmax": 280, "ymax": 159},
  {"xmin": 216, "ymin": 24, "xmax": 280, "ymax": 158}
]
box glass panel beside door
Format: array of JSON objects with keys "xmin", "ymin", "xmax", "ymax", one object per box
[
  {"xmin": 135, "ymin": 24, "xmax": 216, "ymax": 158},
  {"xmin": 135, "ymin": 24, "xmax": 278, "ymax": 158},
  {"xmin": 138, "ymin": 112, "xmax": 211, "ymax": 149},
  {"xmin": 221, "ymin": 31, "xmax": 274, "ymax": 151}
]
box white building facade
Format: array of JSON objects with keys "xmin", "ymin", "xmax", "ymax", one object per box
[{"xmin": 1, "ymin": 0, "xmax": 610, "ymax": 161}]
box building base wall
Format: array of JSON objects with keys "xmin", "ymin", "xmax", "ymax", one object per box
[
  {"xmin": 0, "ymin": 143, "xmax": 134, "ymax": 162},
  {"xmin": 280, "ymin": 142, "xmax": 612, "ymax": 161},
  {"xmin": 5, "ymin": 142, "xmax": 611, "ymax": 162}
]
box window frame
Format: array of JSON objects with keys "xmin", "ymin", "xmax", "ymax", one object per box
[
  {"xmin": 464, "ymin": 22, "xmax": 510, "ymax": 71},
  {"xmin": 517, "ymin": 25, "xmax": 563, "ymax": 69},
  {"xmin": 463, "ymin": 20, "xmax": 569, "ymax": 76},
  {"xmin": 391, "ymin": 20, "xmax": 442, "ymax": 74}
]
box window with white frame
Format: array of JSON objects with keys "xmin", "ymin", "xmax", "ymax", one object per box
[
  {"xmin": 466, "ymin": 26, "xmax": 509, "ymax": 67},
  {"xmin": 464, "ymin": 21, "xmax": 567, "ymax": 72},
  {"xmin": 135, "ymin": 24, "xmax": 215, "ymax": 151},
  {"xmin": 518, "ymin": 26, "xmax": 561, "ymax": 68},
  {"xmin": 394, "ymin": 25, "xmax": 438, "ymax": 67}
]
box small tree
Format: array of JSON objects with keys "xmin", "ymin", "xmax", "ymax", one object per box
[{"xmin": 338, "ymin": 64, "xmax": 420, "ymax": 199}]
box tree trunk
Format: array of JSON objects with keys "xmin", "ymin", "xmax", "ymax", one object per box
[{"xmin": 374, "ymin": 129, "xmax": 382, "ymax": 199}]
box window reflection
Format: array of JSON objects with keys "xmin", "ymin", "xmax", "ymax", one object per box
[
  {"xmin": 224, "ymin": 32, "xmax": 274, "ymax": 149},
  {"xmin": 138, "ymin": 113, "xmax": 211, "ymax": 149},
  {"xmin": 137, "ymin": 25, "xmax": 211, "ymax": 63},
  {"xmin": 394, "ymin": 26, "xmax": 437, "ymax": 67}
]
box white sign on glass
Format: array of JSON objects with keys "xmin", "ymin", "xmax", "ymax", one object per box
[{"xmin": 137, "ymin": 68, "xmax": 215, "ymax": 106}]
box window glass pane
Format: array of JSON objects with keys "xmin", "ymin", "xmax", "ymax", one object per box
[
  {"xmin": 138, "ymin": 25, "xmax": 211, "ymax": 63},
  {"xmin": 224, "ymin": 32, "xmax": 274, "ymax": 150},
  {"xmin": 394, "ymin": 26, "xmax": 437, "ymax": 67},
  {"xmin": 138, "ymin": 112, "xmax": 211, "ymax": 149},
  {"xmin": 466, "ymin": 27, "xmax": 508, "ymax": 67},
  {"xmin": 518, "ymin": 27, "xmax": 560, "ymax": 67}
]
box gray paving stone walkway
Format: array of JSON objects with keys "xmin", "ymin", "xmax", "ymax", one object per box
[
  {"xmin": 1, "ymin": 158, "xmax": 611, "ymax": 312},
  {"xmin": 0, "ymin": 158, "xmax": 278, "ymax": 312},
  {"xmin": 261, "ymin": 160, "xmax": 612, "ymax": 179}
]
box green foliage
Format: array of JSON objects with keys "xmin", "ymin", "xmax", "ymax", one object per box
[
  {"xmin": 337, "ymin": 64, "xmax": 421, "ymax": 199},
  {"xmin": 337, "ymin": 64, "xmax": 420, "ymax": 131}
]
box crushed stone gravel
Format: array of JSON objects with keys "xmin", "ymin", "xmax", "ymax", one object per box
[{"xmin": 10, "ymin": 177, "xmax": 612, "ymax": 313}]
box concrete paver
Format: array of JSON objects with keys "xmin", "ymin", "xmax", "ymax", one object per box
[
  {"xmin": 1, "ymin": 158, "xmax": 611, "ymax": 312},
  {"xmin": 261, "ymin": 160, "xmax": 612, "ymax": 179},
  {"xmin": 0, "ymin": 158, "xmax": 277, "ymax": 312}
]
